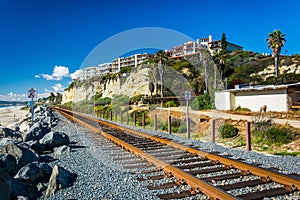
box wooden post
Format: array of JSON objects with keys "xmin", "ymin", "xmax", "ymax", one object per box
[
  {"xmin": 142, "ymin": 113, "xmax": 145, "ymax": 129},
  {"xmin": 110, "ymin": 111, "xmax": 112, "ymax": 121},
  {"xmin": 168, "ymin": 115, "xmax": 171, "ymax": 134},
  {"xmin": 246, "ymin": 122, "xmax": 251, "ymax": 151},
  {"xmin": 106, "ymin": 111, "xmax": 108, "ymax": 119},
  {"xmin": 154, "ymin": 114, "xmax": 157, "ymax": 131},
  {"xmin": 126, "ymin": 112, "xmax": 129, "ymax": 125},
  {"xmin": 134, "ymin": 112, "xmax": 137, "ymax": 126},
  {"xmin": 115, "ymin": 112, "xmax": 117, "ymax": 122},
  {"xmin": 211, "ymin": 119, "xmax": 215, "ymax": 143}
]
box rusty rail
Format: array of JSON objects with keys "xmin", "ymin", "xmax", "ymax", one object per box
[{"xmin": 54, "ymin": 107, "xmax": 300, "ymax": 198}]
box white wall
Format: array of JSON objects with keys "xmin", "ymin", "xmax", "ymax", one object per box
[
  {"xmin": 234, "ymin": 89, "xmax": 288, "ymax": 112},
  {"xmin": 215, "ymin": 91, "xmax": 232, "ymax": 110}
]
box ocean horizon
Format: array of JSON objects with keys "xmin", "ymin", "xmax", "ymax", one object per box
[{"xmin": 0, "ymin": 101, "xmax": 26, "ymax": 109}]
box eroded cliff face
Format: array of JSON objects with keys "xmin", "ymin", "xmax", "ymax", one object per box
[
  {"xmin": 62, "ymin": 66, "xmax": 151, "ymax": 104},
  {"xmin": 252, "ymin": 63, "xmax": 300, "ymax": 80}
]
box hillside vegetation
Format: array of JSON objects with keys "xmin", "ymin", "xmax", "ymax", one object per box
[{"xmin": 213, "ymin": 50, "xmax": 300, "ymax": 88}]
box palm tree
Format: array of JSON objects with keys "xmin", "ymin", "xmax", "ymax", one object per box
[
  {"xmin": 154, "ymin": 50, "xmax": 168, "ymax": 98},
  {"xmin": 266, "ymin": 29, "xmax": 286, "ymax": 77}
]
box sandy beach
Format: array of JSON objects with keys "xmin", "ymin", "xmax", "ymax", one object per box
[{"xmin": 0, "ymin": 106, "xmax": 29, "ymax": 128}]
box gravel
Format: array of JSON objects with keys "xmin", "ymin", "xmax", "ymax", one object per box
[
  {"xmin": 40, "ymin": 113, "xmax": 159, "ymax": 200},
  {"xmin": 41, "ymin": 111, "xmax": 300, "ymax": 199}
]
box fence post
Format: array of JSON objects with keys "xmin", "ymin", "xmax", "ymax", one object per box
[
  {"xmin": 142, "ymin": 113, "xmax": 145, "ymax": 129},
  {"xmin": 168, "ymin": 115, "xmax": 172, "ymax": 134},
  {"xmin": 110, "ymin": 111, "xmax": 112, "ymax": 121},
  {"xmin": 115, "ymin": 112, "xmax": 117, "ymax": 122},
  {"xmin": 126, "ymin": 112, "xmax": 129, "ymax": 125},
  {"xmin": 211, "ymin": 119, "xmax": 216, "ymax": 143},
  {"xmin": 106, "ymin": 111, "xmax": 108, "ymax": 119},
  {"xmin": 154, "ymin": 114, "xmax": 157, "ymax": 131},
  {"xmin": 246, "ymin": 121, "xmax": 251, "ymax": 151},
  {"xmin": 134, "ymin": 112, "xmax": 136, "ymax": 126}
]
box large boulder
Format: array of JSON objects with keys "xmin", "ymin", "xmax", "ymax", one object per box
[
  {"xmin": 0, "ymin": 168, "xmax": 12, "ymax": 200},
  {"xmin": 11, "ymin": 178, "xmax": 39, "ymax": 199},
  {"xmin": 0, "ymin": 153, "xmax": 17, "ymax": 176},
  {"xmin": 24, "ymin": 140, "xmax": 46, "ymax": 154},
  {"xmin": 46, "ymin": 165, "xmax": 76, "ymax": 197},
  {"xmin": 23, "ymin": 122, "xmax": 44, "ymax": 142},
  {"xmin": 0, "ymin": 126, "xmax": 22, "ymax": 140},
  {"xmin": 0, "ymin": 142, "xmax": 39, "ymax": 170},
  {"xmin": 39, "ymin": 131, "xmax": 70, "ymax": 150},
  {"xmin": 14, "ymin": 162, "xmax": 52, "ymax": 184},
  {"xmin": 0, "ymin": 138, "xmax": 15, "ymax": 146}
]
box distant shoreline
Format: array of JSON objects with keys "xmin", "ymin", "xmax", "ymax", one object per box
[{"xmin": 0, "ymin": 105, "xmax": 26, "ymax": 110}]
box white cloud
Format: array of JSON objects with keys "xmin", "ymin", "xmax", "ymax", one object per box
[
  {"xmin": 52, "ymin": 83, "xmax": 65, "ymax": 92},
  {"xmin": 38, "ymin": 65, "xmax": 70, "ymax": 81},
  {"xmin": 70, "ymin": 69, "xmax": 83, "ymax": 80}
]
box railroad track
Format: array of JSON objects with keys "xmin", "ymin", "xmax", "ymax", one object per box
[{"xmin": 54, "ymin": 107, "xmax": 300, "ymax": 200}]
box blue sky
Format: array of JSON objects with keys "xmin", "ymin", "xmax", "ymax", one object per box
[{"xmin": 1, "ymin": 0, "xmax": 300, "ymax": 101}]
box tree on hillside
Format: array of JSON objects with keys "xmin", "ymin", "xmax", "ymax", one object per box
[
  {"xmin": 220, "ymin": 32, "xmax": 227, "ymax": 53},
  {"xmin": 266, "ymin": 29, "xmax": 286, "ymax": 77}
]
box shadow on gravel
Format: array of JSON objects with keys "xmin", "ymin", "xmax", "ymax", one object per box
[{"xmin": 68, "ymin": 142, "xmax": 88, "ymax": 152}]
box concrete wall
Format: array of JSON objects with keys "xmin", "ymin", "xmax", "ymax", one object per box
[
  {"xmin": 234, "ymin": 89, "xmax": 288, "ymax": 112},
  {"xmin": 215, "ymin": 88, "xmax": 289, "ymax": 112},
  {"xmin": 215, "ymin": 91, "xmax": 232, "ymax": 110}
]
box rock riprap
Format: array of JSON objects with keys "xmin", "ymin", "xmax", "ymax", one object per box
[{"xmin": 0, "ymin": 106, "xmax": 74, "ymax": 199}]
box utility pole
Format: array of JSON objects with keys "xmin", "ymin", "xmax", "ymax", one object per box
[{"xmin": 185, "ymin": 90, "xmax": 191, "ymax": 139}]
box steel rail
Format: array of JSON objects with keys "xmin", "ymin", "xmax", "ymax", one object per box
[
  {"xmin": 88, "ymin": 112, "xmax": 300, "ymax": 192},
  {"xmin": 55, "ymin": 107, "xmax": 238, "ymax": 200}
]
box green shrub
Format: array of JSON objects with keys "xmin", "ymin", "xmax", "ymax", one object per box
[
  {"xmin": 263, "ymin": 127, "xmax": 296, "ymax": 146},
  {"xmin": 162, "ymin": 120, "xmax": 181, "ymax": 133},
  {"xmin": 130, "ymin": 111, "xmax": 150, "ymax": 126},
  {"xmin": 163, "ymin": 100, "xmax": 179, "ymax": 108},
  {"xmin": 190, "ymin": 93, "xmax": 212, "ymax": 110},
  {"xmin": 178, "ymin": 125, "xmax": 187, "ymax": 133},
  {"xmin": 219, "ymin": 124, "xmax": 238, "ymax": 138},
  {"xmin": 95, "ymin": 97, "xmax": 111, "ymax": 106},
  {"xmin": 235, "ymin": 107, "xmax": 251, "ymax": 112}
]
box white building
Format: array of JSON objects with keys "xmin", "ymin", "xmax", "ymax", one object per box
[
  {"xmin": 111, "ymin": 53, "xmax": 150, "ymax": 72},
  {"xmin": 215, "ymin": 83, "xmax": 300, "ymax": 112},
  {"xmin": 168, "ymin": 35, "xmax": 243, "ymax": 60},
  {"xmin": 80, "ymin": 63, "xmax": 112, "ymax": 80}
]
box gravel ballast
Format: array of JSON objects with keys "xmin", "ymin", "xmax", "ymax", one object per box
[{"xmin": 42, "ymin": 111, "xmax": 300, "ymax": 199}]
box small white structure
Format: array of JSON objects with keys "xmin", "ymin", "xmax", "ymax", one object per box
[{"xmin": 215, "ymin": 83, "xmax": 300, "ymax": 112}]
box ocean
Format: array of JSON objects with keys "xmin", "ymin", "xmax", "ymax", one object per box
[{"xmin": 0, "ymin": 101, "xmax": 26, "ymax": 109}]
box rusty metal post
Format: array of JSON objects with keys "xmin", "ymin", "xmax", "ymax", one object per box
[
  {"xmin": 211, "ymin": 119, "xmax": 215, "ymax": 143},
  {"xmin": 246, "ymin": 121, "xmax": 251, "ymax": 151},
  {"xmin": 126, "ymin": 112, "xmax": 129, "ymax": 125},
  {"xmin": 154, "ymin": 114, "xmax": 157, "ymax": 131},
  {"xmin": 168, "ymin": 115, "xmax": 171, "ymax": 134},
  {"xmin": 134, "ymin": 112, "xmax": 136, "ymax": 126},
  {"xmin": 110, "ymin": 111, "xmax": 112, "ymax": 121},
  {"xmin": 142, "ymin": 113, "xmax": 145, "ymax": 128}
]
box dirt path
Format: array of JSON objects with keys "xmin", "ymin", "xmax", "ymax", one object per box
[{"xmin": 163, "ymin": 107, "xmax": 300, "ymax": 129}]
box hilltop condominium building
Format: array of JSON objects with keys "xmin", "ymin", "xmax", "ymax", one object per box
[
  {"xmin": 79, "ymin": 35, "xmax": 242, "ymax": 79},
  {"xmin": 79, "ymin": 53, "xmax": 151, "ymax": 80},
  {"xmin": 168, "ymin": 35, "xmax": 243, "ymax": 60}
]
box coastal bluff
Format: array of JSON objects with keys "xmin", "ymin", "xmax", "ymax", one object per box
[{"xmin": 62, "ymin": 65, "xmax": 151, "ymax": 104}]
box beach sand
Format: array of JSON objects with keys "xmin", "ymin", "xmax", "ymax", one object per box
[{"xmin": 0, "ymin": 106, "xmax": 29, "ymax": 128}]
